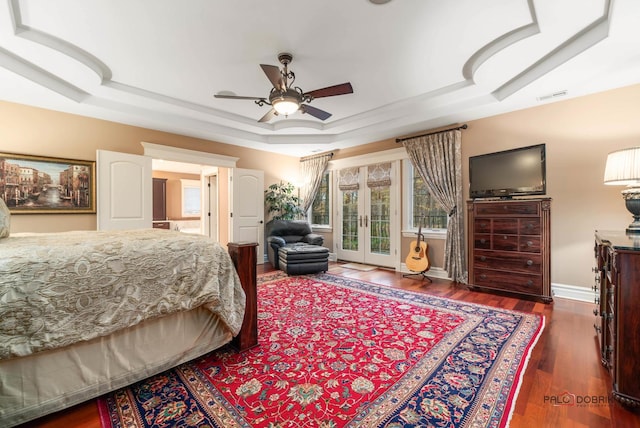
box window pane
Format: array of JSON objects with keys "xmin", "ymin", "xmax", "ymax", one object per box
[
  {"xmin": 311, "ymin": 172, "xmax": 330, "ymax": 225},
  {"xmin": 413, "ymin": 172, "xmax": 447, "ymax": 229},
  {"xmin": 342, "ymin": 190, "xmax": 358, "ymax": 250},
  {"xmin": 370, "ymin": 187, "xmax": 390, "ymax": 255}
]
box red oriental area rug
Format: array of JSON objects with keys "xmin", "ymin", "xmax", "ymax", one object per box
[{"xmin": 98, "ymin": 272, "xmax": 544, "ymax": 428}]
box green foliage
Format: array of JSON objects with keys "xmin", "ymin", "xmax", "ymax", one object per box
[{"xmin": 264, "ymin": 181, "xmax": 306, "ymax": 221}]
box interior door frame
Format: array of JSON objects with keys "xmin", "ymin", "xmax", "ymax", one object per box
[{"xmin": 142, "ymin": 142, "xmax": 238, "ymax": 241}]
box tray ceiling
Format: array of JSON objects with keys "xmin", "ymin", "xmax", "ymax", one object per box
[{"xmin": 1, "ymin": 0, "xmax": 639, "ymax": 157}]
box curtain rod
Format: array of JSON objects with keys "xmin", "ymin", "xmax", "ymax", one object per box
[
  {"xmin": 395, "ymin": 124, "xmax": 468, "ymax": 143},
  {"xmin": 300, "ymin": 151, "xmax": 334, "ymax": 161}
]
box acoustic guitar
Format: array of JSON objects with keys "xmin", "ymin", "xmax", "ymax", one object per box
[{"xmin": 405, "ymin": 223, "xmax": 430, "ymax": 273}]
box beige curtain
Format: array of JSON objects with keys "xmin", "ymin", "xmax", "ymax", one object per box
[
  {"xmin": 402, "ymin": 130, "xmax": 467, "ymax": 283},
  {"xmin": 299, "ymin": 153, "xmax": 332, "ymax": 212}
]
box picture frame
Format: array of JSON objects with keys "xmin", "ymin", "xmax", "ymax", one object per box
[{"xmin": 0, "ymin": 152, "xmax": 96, "ymax": 214}]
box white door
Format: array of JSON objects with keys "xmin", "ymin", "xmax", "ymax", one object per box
[
  {"xmin": 231, "ymin": 168, "xmax": 264, "ymax": 264},
  {"xmin": 336, "ymin": 163, "xmax": 398, "ymax": 268},
  {"xmin": 97, "ymin": 150, "xmax": 152, "ymax": 230}
]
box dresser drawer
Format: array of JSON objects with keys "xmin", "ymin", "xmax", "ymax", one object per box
[
  {"xmin": 493, "ymin": 234, "xmax": 519, "ymax": 251},
  {"xmin": 519, "ymin": 218, "xmax": 541, "ymax": 235},
  {"xmin": 474, "ymin": 201, "xmax": 540, "ymax": 216},
  {"xmin": 474, "ymin": 234, "xmax": 491, "ymax": 249},
  {"xmin": 473, "ymin": 268, "xmax": 542, "ymax": 294},
  {"xmin": 474, "ymin": 218, "xmax": 491, "ymax": 233},
  {"xmin": 474, "ymin": 250, "xmax": 542, "ymax": 274},
  {"xmin": 152, "ymin": 221, "xmax": 170, "ymax": 230},
  {"xmin": 519, "ymin": 236, "xmax": 541, "ymax": 252},
  {"xmin": 493, "ymin": 219, "xmax": 518, "ymax": 234}
]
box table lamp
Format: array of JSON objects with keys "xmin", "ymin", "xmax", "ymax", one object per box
[{"xmin": 604, "ymin": 147, "xmax": 640, "ymax": 234}]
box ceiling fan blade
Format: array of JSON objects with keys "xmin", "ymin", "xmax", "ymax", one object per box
[
  {"xmin": 260, "ymin": 64, "xmax": 284, "ymax": 90},
  {"xmin": 300, "ymin": 104, "xmax": 332, "ymax": 121},
  {"xmin": 258, "ymin": 108, "xmax": 277, "ymax": 123},
  {"xmin": 214, "ymin": 94, "xmax": 265, "ymax": 101},
  {"xmin": 304, "ymin": 82, "xmax": 353, "ymax": 99}
]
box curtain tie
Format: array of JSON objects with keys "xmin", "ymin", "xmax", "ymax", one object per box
[{"xmin": 448, "ymin": 206, "xmax": 457, "ymax": 217}]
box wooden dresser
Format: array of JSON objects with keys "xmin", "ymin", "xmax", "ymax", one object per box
[
  {"xmin": 467, "ymin": 198, "xmax": 552, "ymax": 302},
  {"xmin": 152, "ymin": 178, "xmax": 170, "ymax": 229},
  {"xmin": 593, "ymin": 231, "xmax": 640, "ymax": 407}
]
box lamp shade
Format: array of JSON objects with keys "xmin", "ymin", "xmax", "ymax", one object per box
[{"xmin": 604, "ymin": 147, "xmax": 640, "ymax": 185}]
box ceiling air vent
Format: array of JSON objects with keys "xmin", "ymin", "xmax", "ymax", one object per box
[{"xmin": 537, "ymin": 90, "xmax": 568, "ymax": 102}]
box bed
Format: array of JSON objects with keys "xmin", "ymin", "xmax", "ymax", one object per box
[{"xmin": 0, "ymin": 224, "xmax": 255, "ymax": 427}]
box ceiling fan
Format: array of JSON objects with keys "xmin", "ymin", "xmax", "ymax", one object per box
[{"xmin": 214, "ymin": 53, "xmax": 353, "ymax": 123}]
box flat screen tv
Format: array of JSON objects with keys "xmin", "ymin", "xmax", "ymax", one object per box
[{"xmin": 469, "ymin": 143, "xmax": 546, "ymax": 199}]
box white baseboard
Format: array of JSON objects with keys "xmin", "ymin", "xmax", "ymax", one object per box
[{"xmin": 551, "ymin": 282, "xmax": 594, "ymax": 303}]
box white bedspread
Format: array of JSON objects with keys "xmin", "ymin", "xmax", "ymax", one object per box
[{"xmin": 0, "ymin": 229, "xmax": 245, "ymax": 360}]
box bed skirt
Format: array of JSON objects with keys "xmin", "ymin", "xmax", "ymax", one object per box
[{"xmin": 0, "ymin": 307, "xmax": 232, "ymax": 427}]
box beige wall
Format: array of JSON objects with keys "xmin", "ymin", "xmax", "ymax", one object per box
[
  {"xmin": 352, "ymin": 84, "xmax": 640, "ymax": 289},
  {"xmin": 0, "ymin": 100, "xmax": 299, "ymax": 232},
  {"xmin": 3, "ymin": 83, "xmax": 640, "ymax": 289},
  {"xmin": 461, "ymin": 85, "xmax": 639, "ymax": 289}
]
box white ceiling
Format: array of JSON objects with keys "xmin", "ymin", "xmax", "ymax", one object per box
[{"xmin": 1, "ymin": 0, "xmax": 639, "ymax": 158}]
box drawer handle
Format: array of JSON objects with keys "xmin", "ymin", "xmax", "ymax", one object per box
[
  {"xmin": 526, "ymin": 240, "xmax": 533, "ymax": 247},
  {"xmin": 480, "ymin": 256, "xmax": 486, "ymax": 262},
  {"xmin": 526, "ymin": 280, "xmax": 533, "ymax": 286},
  {"xmin": 480, "ymin": 223, "xmax": 487, "ymax": 228},
  {"xmin": 503, "ymin": 235, "xmax": 508, "ymax": 240},
  {"xmin": 527, "ymin": 223, "xmax": 534, "ymax": 229},
  {"xmin": 480, "ymin": 239, "xmax": 486, "ymax": 244},
  {"xmin": 480, "ymin": 274, "xmax": 487, "ymax": 280},
  {"xmin": 526, "ymin": 260, "xmax": 533, "ymax": 266}
]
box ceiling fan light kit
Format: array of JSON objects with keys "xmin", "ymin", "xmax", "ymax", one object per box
[
  {"xmin": 214, "ymin": 53, "xmax": 353, "ymax": 123},
  {"xmin": 270, "ymin": 88, "xmax": 307, "ymax": 116}
]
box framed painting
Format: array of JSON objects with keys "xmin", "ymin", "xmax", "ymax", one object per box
[{"xmin": 0, "ymin": 152, "xmax": 96, "ymax": 214}]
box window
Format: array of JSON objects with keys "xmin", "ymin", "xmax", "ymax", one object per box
[
  {"xmin": 181, "ymin": 179, "xmax": 201, "ymax": 218},
  {"xmin": 403, "ymin": 160, "xmax": 447, "ymax": 232},
  {"xmin": 310, "ymin": 171, "xmax": 331, "ymax": 227}
]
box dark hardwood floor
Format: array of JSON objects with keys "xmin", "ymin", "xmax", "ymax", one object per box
[{"xmin": 19, "ymin": 263, "xmax": 640, "ymax": 428}]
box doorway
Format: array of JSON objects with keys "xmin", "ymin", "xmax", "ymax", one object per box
[
  {"xmin": 335, "ymin": 162, "xmax": 399, "ymax": 268},
  {"xmin": 141, "ymin": 143, "xmax": 264, "ymax": 258}
]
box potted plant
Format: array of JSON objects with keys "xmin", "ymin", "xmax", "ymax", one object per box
[{"xmin": 264, "ymin": 181, "xmax": 306, "ymax": 221}]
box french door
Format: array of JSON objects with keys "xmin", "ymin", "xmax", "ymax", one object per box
[{"xmin": 335, "ymin": 163, "xmax": 398, "ymax": 268}]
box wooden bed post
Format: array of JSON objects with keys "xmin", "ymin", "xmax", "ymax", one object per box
[{"xmin": 228, "ymin": 242, "xmax": 259, "ymax": 351}]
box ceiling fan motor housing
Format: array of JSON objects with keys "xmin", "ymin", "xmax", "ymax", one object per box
[{"xmin": 278, "ymin": 52, "xmax": 293, "ymax": 66}]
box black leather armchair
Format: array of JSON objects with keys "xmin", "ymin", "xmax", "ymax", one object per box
[{"xmin": 266, "ymin": 220, "xmax": 325, "ymax": 270}]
